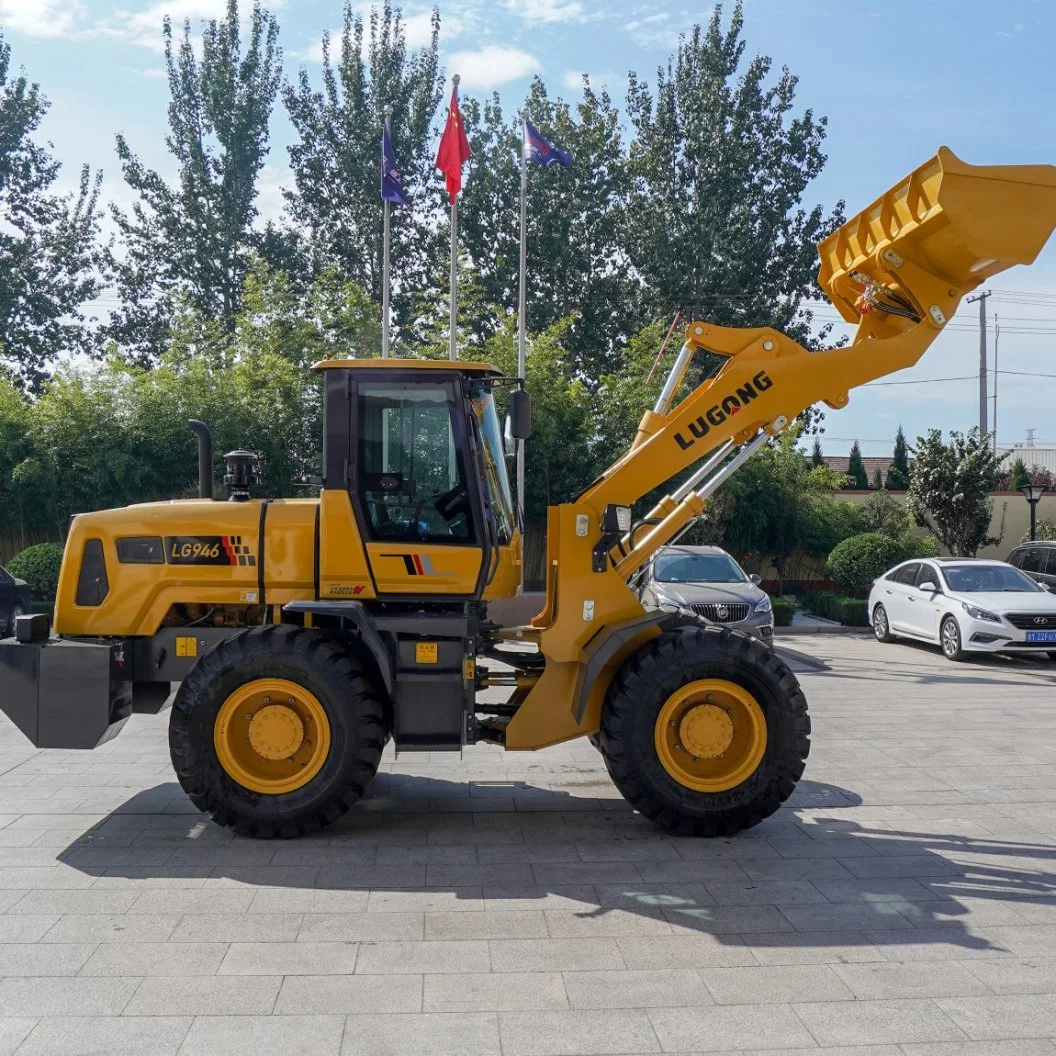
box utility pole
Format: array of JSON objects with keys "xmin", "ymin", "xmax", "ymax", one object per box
[
  {"xmin": 967, "ymin": 290, "xmax": 990, "ymax": 437},
  {"xmin": 991, "ymin": 314, "xmax": 999, "ymax": 454}
]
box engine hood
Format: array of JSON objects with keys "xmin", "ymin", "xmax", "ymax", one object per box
[{"xmin": 651, "ymin": 580, "xmax": 765, "ymax": 608}]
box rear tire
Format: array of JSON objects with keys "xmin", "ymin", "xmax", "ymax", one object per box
[
  {"xmin": 872, "ymin": 603, "xmax": 893, "ymax": 643},
  {"xmin": 940, "ymin": 615, "xmax": 965, "ymax": 662},
  {"xmin": 6, "ymin": 603, "xmax": 24, "ymax": 637},
  {"xmin": 169, "ymin": 625, "xmax": 385, "ymax": 838},
  {"xmin": 599, "ymin": 625, "xmax": 810, "ymax": 837}
]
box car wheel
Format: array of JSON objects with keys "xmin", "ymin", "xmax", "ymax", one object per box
[
  {"xmin": 872, "ymin": 603, "xmax": 893, "ymax": 643},
  {"xmin": 940, "ymin": 615, "xmax": 965, "ymax": 662},
  {"xmin": 6, "ymin": 604, "xmax": 24, "ymax": 637}
]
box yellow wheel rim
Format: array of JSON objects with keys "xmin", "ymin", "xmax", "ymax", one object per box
[
  {"xmin": 214, "ymin": 678, "xmax": 331, "ymax": 795},
  {"xmin": 654, "ymin": 679, "xmax": 767, "ymax": 793}
]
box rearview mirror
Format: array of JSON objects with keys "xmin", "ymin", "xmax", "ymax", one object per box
[
  {"xmin": 749, "ymin": 573, "xmax": 762, "ymax": 585},
  {"xmin": 918, "ymin": 581, "xmax": 938, "ymax": 593},
  {"xmin": 509, "ymin": 388, "xmax": 532, "ymax": 440}
]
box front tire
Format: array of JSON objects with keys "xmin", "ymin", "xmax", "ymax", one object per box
[
  {"xmin": 872, "ymin": 603, "xmax": 893, "ymax": 643},
  {"xmin": 599, "ymin": 626, "xmax": 810, "ymax": 837},
  {"xmin": 169, "ymin": 625, "xmax": 385, "ymax": 838},
  {"xmin": 6, "ymin": 603, "xmax": 24, "ymax": 637},
  {"xmin": 940, "ymin": 615, "xmax": 965, "ymax": 662}
]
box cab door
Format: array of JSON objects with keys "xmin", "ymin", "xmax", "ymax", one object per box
[{"xmin": 352, "ymin": 375, "xmax": 486, "ymax": 596}]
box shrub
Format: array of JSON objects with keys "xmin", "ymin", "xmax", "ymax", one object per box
[
  {"xmin": 7, "ymin": 542, "xmax": 65, "ymax": 601},
  {"xmin": 826, "ymin": 533, "xmax": 905, "ymax": 596},
  {"xmin": 806, "ymin": 591, "xmax": 869, "ymax": 627},
  {"xmin": 899, "ymin": 534, "xmax": 941, "ymax": 559},
  {"xmin": 771, "ymin": 596, "xmax": 796, "ymax": 627}
]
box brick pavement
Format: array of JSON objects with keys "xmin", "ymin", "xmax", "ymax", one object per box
[{"xmin": 0, "ymin": 633, "xmax": 1052, "ymax": 1054}]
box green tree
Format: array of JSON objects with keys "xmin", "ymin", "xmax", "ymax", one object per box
[
  {"xmin": 844, "ymin": 440, "xmax": 868, "ymax": 489},
  {"xmin": 811, "ymin": 436, "xmax": 824, "ymax": 467},
  {"xmin": 861, "ymin": 490, "xmax": 909, "ymax": 539},
  {"xmin": 1011, "ymin": 456, "xmax": 1029, "ymax": 491},
  {"xmin": 885, "ymin": 424, "xmax": 910, "ymax": 489},
  {"xmin": 283, "ymin": 1, "xmax": 443, "ymax": 333},
  {"xmin": 0, "ymin": 32, "xmax": 103, "ymax": 392},
  {"xmin": 459, "ymin": 77, "xmax": 632, "ymax": 378},
  {"xmin": 624, "ymin": 3, "xmax": 842, "ymax": 340},
  {"xmin": 109, "ymin": 0, "xmax": 283, "ymax": 362},
  {"xmin": 1022, "ymin": 520, "xmax": 1056, "ymax": 543},
  {"xmin": 907, "ymin": 427, "xmax": 1004, "ymax": 556},
  {"xmin": 871, "ymin": 466, "xmax": 883, "ymax": 489}
]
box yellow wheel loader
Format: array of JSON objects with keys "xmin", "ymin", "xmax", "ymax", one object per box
[{"xmin": 2, "ymin": 148, "xmax": 1055, "ymax": 838}]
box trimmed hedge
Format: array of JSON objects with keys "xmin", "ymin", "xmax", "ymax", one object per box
[
  {"xmin": 771, "ymin": 596, "xmax": 796, "ymax": 627},
  {"xmin": 6, "ymin": 542, "xmax": 64, "ymax": 601},
  {"xmin": 826, "ymin": 533, "xmax": 905, "ymax": 597},
  {"xmin": 808, "ymin": 591, "xmax": 870, "ymax": 627}
]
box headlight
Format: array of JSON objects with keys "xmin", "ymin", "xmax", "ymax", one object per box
[
  {"xmin": 754, "ymin": 596, "xmax": 772, "ymax": 614},
  {"xmin": 961, "ymin": 601, "xmax": 1000, "ymax": 623},
  {"xmin": 653, "ymin": 591, "xmax": 681, "ymax": 609}
]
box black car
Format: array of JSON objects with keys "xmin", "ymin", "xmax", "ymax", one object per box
[
  {"xmin": 1006, "ymin": 541, "xmax": 1056, "ymax": 591},
  {"xmin": 0, "ymin": 565, "xmax": 31, "ymax": 637}
]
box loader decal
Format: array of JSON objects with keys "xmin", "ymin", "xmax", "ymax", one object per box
[
  {"xmin": 380, "ymin": 552, "xmax": 442, "ymax": 576},
  {"xmin": 164, "ymin": 535, "xmax": 257, "ymax": 567},
  {"xmin": 673, "ymin": 370, "xmax": 773, "ymax": 451}
]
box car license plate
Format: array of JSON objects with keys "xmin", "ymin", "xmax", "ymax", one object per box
[{"xmin": 1026, "ymin": 630, "xmax": 1056, "ymax": 643}]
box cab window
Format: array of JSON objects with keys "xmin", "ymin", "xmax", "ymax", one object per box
[{"xmin": 356, "ymin": 381, "xmax": 473, "ymax": 543}]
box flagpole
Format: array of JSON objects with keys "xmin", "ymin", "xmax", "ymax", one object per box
[
  {"xmin": 516, "ymin": 108, "xmax": 528, "ymax": 537},
  {"xmin": 382, "ymin": 104, "xmax": 393, "ymax": 358},
  {"xmin": 448, "ymin": 75, "xmax": 460, "ymax": 362}
]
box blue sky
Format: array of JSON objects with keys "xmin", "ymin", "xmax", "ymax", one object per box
[{"xmin": 2, "ymin": 0, "xmax": 1055, "ymax": 457}]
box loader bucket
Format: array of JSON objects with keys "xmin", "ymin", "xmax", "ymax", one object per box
[{"xmin": 819, "ymin": 147, "xmax": 1056, "ymax": 324}]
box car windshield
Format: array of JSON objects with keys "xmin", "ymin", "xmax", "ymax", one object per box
[
  {"xmin": 942, "ymin": 564, "xmax": 1043, "ymax": 593},
  {"xmin": 654, "ymin": 553, "xmax": 746, "ymax": 584}
]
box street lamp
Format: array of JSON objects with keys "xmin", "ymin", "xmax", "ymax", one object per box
[{"xmin": 1020, "ymin": 483, "xmax": 1046, "ymax": 542}]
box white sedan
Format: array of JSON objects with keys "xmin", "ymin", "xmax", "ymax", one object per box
[{"xmin": 868, "ymin": 557, "xmax": 1056, "ymax": 662}]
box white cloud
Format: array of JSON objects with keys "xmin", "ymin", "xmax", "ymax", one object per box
[
  {"xmin": 297, "ymin": 6, "xmax": 461, "ymax": 64},
  {"xmin": 504, "ymin": 0, "xmax": 586, "ymax": 23},
  {"xmin": 624, "ymin": 10, "xmax": 675, "ymax": 46},
  {"xmin": 97, "ymin": 0, "xmax": 285, "ymax": 52},
  {"xmin": 448, "ymin": 45, "xmax": 539, "ymax": 90},
  {"xmin": 562, "ymin": 68, "xmax": 621, "ymax": 92},
  {"xmin": 0, "ymin": 0, "xmax": 87, "ymax": 38}
]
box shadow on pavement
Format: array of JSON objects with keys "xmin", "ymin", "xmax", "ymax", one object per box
[{"xmin": 56, "ymin": 774, "xmax": 1056, "ymax": 957}]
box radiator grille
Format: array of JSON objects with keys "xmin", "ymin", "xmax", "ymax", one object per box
[
  {"xmin": 1004, "ymin": 613, "xmax": 1056, "ymax": 630},
  {"xmin": 690, "ymin": 603, "xmax": 749, "ymax": 623}
]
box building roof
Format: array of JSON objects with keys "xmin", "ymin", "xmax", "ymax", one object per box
[{"xmin": 822, "ymin": 455, "xmax": 897, "ymax": 477}]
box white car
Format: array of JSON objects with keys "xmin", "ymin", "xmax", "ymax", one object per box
[{"xmin": 868, "ymin": 557, "xmax": 1056, "ymax": 662}]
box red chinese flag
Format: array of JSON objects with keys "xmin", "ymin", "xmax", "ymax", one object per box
[{"xmin": 435, "ymin": 88, "xmax": 472, "ymax": 204}]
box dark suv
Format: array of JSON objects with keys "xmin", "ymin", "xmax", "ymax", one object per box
[{"xmin": 1006, "ymin": 541, "xmax": 1056, "ymax": 591}]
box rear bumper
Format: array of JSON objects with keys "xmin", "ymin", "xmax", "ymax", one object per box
[{"xmin": 0, "ymin": 636, "xmax": 133, "ymax": 749}]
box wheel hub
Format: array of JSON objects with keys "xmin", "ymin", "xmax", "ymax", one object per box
[
  {"xmin": 679, "ymin": 703, "xmax": 734, "ymax": 759},
  {"xmin": 248, "ymin": 704, "xmax": 305, "ymax": 760}
]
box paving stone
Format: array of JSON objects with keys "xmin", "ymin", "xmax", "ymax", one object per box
[
  {"xmin": 499, "ymin": 1008, "xmax": 659, "ymax": 1055},
  {"xmin": 423, "ymin": 971, "xmax": 567, "ymax": 1012},
  {"xmin": 745, "ymin": 931, "xmax": 886, "ymax": 965},
  {"xmin": 543, "ymin": 908, "xmax": 671, "ymax": 937},
  {"xmin": 699, "ymin": 963, "xmax": 855, "ymax": 1004},
  {"xmin": 300, "ymin": 911, "xmax": 425, "ymax": 941},
  {"xmin": 0, "ymin": 976, "xmax": 140, "ymax": 1016},
  {"xmin": 355, "ymin": 938, "xmax": 489, "ymax": 974},
  {"xmin": 488, "ymin": 937, "xmax": 624, "ymax": 972},
  {"xmin": 219, "ymin": 941, "xmax": 359, "ymax": 975},
  {"xmin": 832, "ymin": 960, "xmax": 995, "ymax": 998},
  {"xmin": 794, "ymin": 998, "xmax": 969, "ymax": 1046},
  {"xmin": 124, "ymin": 975, "xmax": 282, "ymax": 1016},
  {"xmin": 562, "ymin": 967, "xmax": 710, "ymax": 1009},
  {"xmin": 424, "ymin": 910, "xmax": 546, "ymax": 939},
  {"xmin": 276, "ymin": 974, "xmax": 422, "ymax": 1014},
  {"xmin": 170, "ymin": 913, "xmax": 304, "ymax": 942},
  {"xmin": 340, "ymin": 1011, "xmax": 499, "ymax": 1056},
  {"xmin": 616, "ymin": 934, "xmax": 756, "ymax": 969},
  {"xmin": 647, "ymin": 1003, "xmax": 816, "ymax": 1050},
  {"xmin": 936, "ymin": 994, "xmax": 1056, "ymax": 1039},
  {"xmin": 82, "ymin": 941, "xmax": 228, "ymax": 976},
  {"xmin": 15, "ymin": 1016, "xmax": 190, "ymax": 1056},
  {"xmin": 178, "ymin": 1014, "xmax": 344, "ymax": 1056}
]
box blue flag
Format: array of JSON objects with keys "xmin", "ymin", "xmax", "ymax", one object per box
[
  {"xmin": 381, "ymin": 125, "xmax": 405, "ymax": 205},
  {"xmin": 525, "ymin": 120, "xmax": 571, "ymax": 168}
]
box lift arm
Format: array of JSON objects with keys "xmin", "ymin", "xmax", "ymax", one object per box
[{"xmin": 503, "ymin": 146, "xmax": 1056, "ymax": 751}]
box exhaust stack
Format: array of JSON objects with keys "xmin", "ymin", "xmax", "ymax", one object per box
[{"xmin": 188, "ymin": 420, "xmax": 214, "ymax": 500}]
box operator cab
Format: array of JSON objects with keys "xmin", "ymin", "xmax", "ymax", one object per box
[{"xmin": 316, "ymin": 359, "xmax": 524, "ymax": 600}]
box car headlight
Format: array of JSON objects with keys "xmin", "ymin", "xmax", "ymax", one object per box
[
  {"xmin": 961, "ymin": 601, "xmax": 1000, "ymax": 623},
  {"xmin": 652, "ymin": 591, "xmax": 682, "ymax": 610},
  {"xmin": 754, "ymin": 596, "xmax": 772, "ymax": 614}
]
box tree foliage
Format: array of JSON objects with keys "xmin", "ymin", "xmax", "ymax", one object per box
[
  {"xmin": 885, "ymin": 424, "xmax": 909, "ymax": 489},
  {"xmin": 826, "ymin": 532, "xmax": 905, "ymax": 596},
  {"xmin": 844, "ymin": 439, "xmax": 867, "ymax": 489},
  {"xmin": 0, "ymin": 32, "xmax": 102, "ymax": 393},
  {"xmin": 283, "ymin": 0, "xmax": 443, "ymax": 331},
  {"xmin": 109, "ymin": 0, "xmax": 283, "ymax": 361},
  {"xmin": 906, "ymin": 427, "xmax": 1004, "ymax": 557}
]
